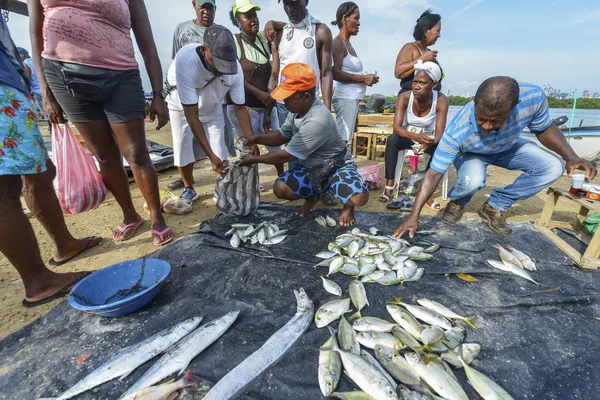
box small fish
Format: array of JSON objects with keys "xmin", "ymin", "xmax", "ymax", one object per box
[
  {"xmin": 341, "ymin": 263, "xmax": 360, "ymax": 276},
  {"xmin": 361, "ymin": 349, "xmax": 398, "ymax": 389},
  {"xmin": 321, "ymin": 276, "xmax": 343, "ymax": 296},
  {"xmin": 329, "ymin": 257, "xmax": 346, "ymax": 276},
  {"xmin": 389, "ymin": 299, "xmax": 452, "ymax": 330},
  {"xmin": 317, "ymin": 251, "xmax": 338, "ymax": 259},
  {"xmin": 352, "ymin": 317, "xmax": 396, "ymax": 333},
  {"xmin": 403, "ymin": 268, "xmax": 424, "ymax": 282},
  {"xmin": 315, "ymin": 216, "xmax": 328, "ymax": 228},
  {"xmin": 375, "ymin": 272, "xmax": 403, "ymax": 286},
  {"xmin": 404, "ymin": 353, "xmax": 468, "ymax": 400},
  {"xmin": 391, "ymin": 326, "xmax": 422, "ymax": 352},
  {"xmin": 374, "ymin": 345, "xmax": 421, "ymax": 386},
  {"xmin": 505, "ymin": 245, "xmax": 536, "ymax": 271},
  {"xmin": 128, "ymin": 369, "xmax": 197, "ymax": 400},
  {"xmin": 230, "ymin": 234, "xmax": 241, "ymax": 248},
  {"xmin": 356, "ymin": 331, "xmax": 402, "ymax": 350},
  {"xmin": 315, "ymin": 298, "xmax": 351, "ymax": 328},
  {"xmin": 486, "ymin": 260, "xmax": 538, "ymax": 285},
  {"xmin": 319, "ymin": 336, "xmax": 342, "ymax": 397},
  {"xmin": 417, "ymin": 298, "xmax": 477, "ymax": 329},
  {"xmin": 423, "ymin": 244, "xmax": 440, "ymax": 253},
  {"xmin": 491, "ymin": 244, "xmax": 523, "ymax": 268},
  {"xmin": 420, "ymin": 326, "xmax": 445, "ymax": 346},
  {"xmin": 349, "ymin": 280, "xmax": 369, "ymax": 315},
  {"xmin": 348, "ymin": 241, "xmax": 360, "ymax": 258},
  {"xmin": 338, "ymin": 316, "xmax": 361, "ymax": 355},
  {"xmin": 361, "ymin": 270, "xmax": 386, "ymax": 283},
  {"xmin": 458, "ymin": 355, "xmax": 514, "ymax": 399},
  {"xmin": 386, "ymin": 305, "xmax": 422, "ymax": 340},
  {"xmin": 326, "ymin": 215, "xmax": 337, "ymax": 227},
  {"xmin": 369, "ymin": 227, "xmax": 379, "ymax": 235},
  {"xmin": 441, "ymin": 343, "xmax": 481, "ymax": 368},
  {"xmin": 331, "ymin": 392, "xmax": 376, "ymax": 400},
  {"xmin": 358, "ymin": 259, "xmax": 377, "ymax": 277}
]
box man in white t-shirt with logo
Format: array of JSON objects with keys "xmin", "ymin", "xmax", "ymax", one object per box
[{"xmin": 167, "ymin": 25, "xmax": 255, "ymax": 204}]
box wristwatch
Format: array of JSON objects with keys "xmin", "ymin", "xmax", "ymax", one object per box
[{"xmin": 152, "ymin": 90, "xmax": 167, "ymax": 98}]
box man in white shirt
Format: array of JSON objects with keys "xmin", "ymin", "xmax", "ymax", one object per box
[{"xmin": 168, "ymin": 25, "xmax": 255, "ymax": 204}]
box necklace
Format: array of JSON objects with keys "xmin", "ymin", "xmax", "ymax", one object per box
[{"xmin": 414, "ymin": 97, "xmax": 431, "ymax": 112}]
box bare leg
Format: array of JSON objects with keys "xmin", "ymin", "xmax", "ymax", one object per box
[
  {"xmin": 21, "ymin": 159, "xmax": 101, "ymax": 262},
  {"xmin": 72, "ymin": 120, "xmax": 142, "ymax": 240},
  {"xmin": 340, "ymin": 192, "xmax": 369, "ymax": 226},
  {"xmin": 110, "ymin": 119, "xmax": 173, "ymax": 245},
  {"xmin": 0, "ymin": 175, "xmax": 88, "ymax": 303},
  {"xmin": 274, "ymin": 163, "xmax": 285, "ymax": 177},
  {"xmin": 273, "ymin": 179, "xmax": 318, "ymax": 217},
  {"xmin": 177, "ymin": 163, "xmax": 195, "ymax": 187}
]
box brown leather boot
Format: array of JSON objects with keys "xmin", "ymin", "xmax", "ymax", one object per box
[
  {"xmin": 443, "ymin": 201, "xmax": 465, "ymax": 223},
  {"xmin": 478, "ymin": 202, "xmax": 512, "ymax": 234}
]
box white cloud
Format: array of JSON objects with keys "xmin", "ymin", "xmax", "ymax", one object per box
[{"xmin": 450, "ymin": 0, "xmax": 483, "ymax": 17}]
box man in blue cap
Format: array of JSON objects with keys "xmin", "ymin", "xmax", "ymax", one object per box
[{"xmin": 17, "ymin": 47, "xmax": 49, "ymax": 128}]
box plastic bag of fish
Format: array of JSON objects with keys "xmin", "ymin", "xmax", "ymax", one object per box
[
  {"xmin": 314, "ymin": 228, "xmax": 438, "ymax": 286},
  {"xmin": 225, "ymin": 222, "xmax": 288, "ymax": 248}
]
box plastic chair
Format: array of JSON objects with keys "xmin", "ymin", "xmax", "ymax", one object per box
[{"xmin": 392, "ymin": 149, "xmax": 449, "ymax": 200}]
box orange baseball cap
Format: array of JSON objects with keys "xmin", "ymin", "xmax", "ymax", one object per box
[{"xmin": 271, "ymin": 63, "xmax": 317, "ymax": 100}]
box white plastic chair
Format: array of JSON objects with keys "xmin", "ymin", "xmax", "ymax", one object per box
[{"xmin": 393, "ymin": 149, "xmax": 449, "ymax": 200}]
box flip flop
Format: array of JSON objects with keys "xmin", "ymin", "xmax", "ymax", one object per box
[
  {"xmin": 426, "ymin": 199, "xmax": 442, "ymax": 211},
  {"xmin": 152, "ymin": 227, "xmax": 174, "ymax": 246},
  {"xmin": 114, "ymin": 219, "xmax": 145, "ymax": 241},
  {"xmin": 22, "ymin": 272, "xmax": 92, "ymax": 308},
  {"xmin": 387, "ymin": 195, "xmax": 410, "ymax": 210},
  {"xmin": 400, "ymin": 198, "xmax": 415, "ymax": 212},
  {"xmin": 48, "ymin": 236, "xmax": 102, "ymax": 266}
]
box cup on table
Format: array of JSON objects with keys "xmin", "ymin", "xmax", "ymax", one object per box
[{"xmin": 572, "ymin": 174, "xmax": 585, "ymax": 189}]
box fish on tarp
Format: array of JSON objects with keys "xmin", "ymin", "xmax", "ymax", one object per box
[
  {"xmin": 202, "ymin": 289, "xmax": 314, "ymax": 400},
  {"xmin": 459, "ymin": 355, "xmax": 514, "ymax": 399},
  {"xmin": 404, "ymin": 352, "xmax": 468, "ymax": 400},
  {"xmin": 416, "ymin": 298, "xmax": 477, "ymax": 329},
  {"xmin": 54, "ymin": 317, "xmax": 203, "ymax": 400},
  {"xmin": 396, "ymin": 171, "xmax": 426, "ymax": 196},
  {"xmin": 504, "ymin": 245, "xmax": 537, "ymax": 271},
  {"xmin": 128, "ymin": 369, "xmax": 197, "ymax": 400},
  {"xmin": 486, "ymin": 260, "xmax": 538, "ymax": 285},
  {"xmin": 319, "ymin": 336, "xmax": 342, "ymax": 397},
  {"xmin": 315, "ymin": 298, "xmax": 351, "ymax": 328},
  {"xmin": 120, "ymin": 312, "xmax": 239, "ymax": 400}
]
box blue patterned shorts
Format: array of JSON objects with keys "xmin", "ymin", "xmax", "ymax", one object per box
[
  {"xmin": 0, "ymin": 84, "xmax": 48, "ymax": 175},
  {"xmin": 278, "ymin": 162, "xmax": 368, "ymax": 204}
]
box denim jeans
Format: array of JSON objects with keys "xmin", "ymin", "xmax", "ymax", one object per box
[
  {"xmin": 276, "ymin": 102, "xmax": 289, "ymax": 128},
  {"xmin": 449, "ymin": 138, "xmax": 565, "ymax": 211}
]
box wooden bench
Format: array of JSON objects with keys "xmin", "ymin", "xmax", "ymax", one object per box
[{"xmin": 536, "ymin": 187, "xmax": 600, "ymax": 269}]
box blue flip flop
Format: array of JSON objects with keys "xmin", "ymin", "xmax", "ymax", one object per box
[{"xmin": 387, "ymin": 195, "xmax": 410, "ymax": 210}]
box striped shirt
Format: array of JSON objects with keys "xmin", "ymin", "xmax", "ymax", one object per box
[{"xmin": 430, "ymin": 83, "xmax": 552, "ymax": 174}]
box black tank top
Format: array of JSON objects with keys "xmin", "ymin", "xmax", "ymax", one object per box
[{"xmin": 399, "ymin": 43, "xmax": 443, "ymax": 95}]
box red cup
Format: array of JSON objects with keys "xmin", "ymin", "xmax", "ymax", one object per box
[{"xmin": 409, "ymin": 155, "xmax": 420, "ymax": 168}]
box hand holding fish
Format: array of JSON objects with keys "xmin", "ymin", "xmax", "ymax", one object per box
[
  {"xmin": 392, "ymin": 215, "xmax": 419, "ymax": 239},
  {"xmin": 238, "ymin": 154, "xmax": 257, "ymax": 166}
]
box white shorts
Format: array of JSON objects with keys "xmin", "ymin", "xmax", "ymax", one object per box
[{"xmin": 168, "ymin": 93, "xmax": 228, "ymax": 167}]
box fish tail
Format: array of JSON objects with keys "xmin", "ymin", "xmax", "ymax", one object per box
[
  {"xmin": 321, "ymin": 327, "xmax": 340, "ymax": 352},
  {"xmin": 462, "ymin": 316, "xmax": 478, "ymax": 330},
  {"xmin": 491, "ymin": 243, "xmax": 502, "ymax": 250},
  {"xmin": 348, "ymin": 310, "xmax": 361, "ymax": 322},
  {"xmin": 387, "ymin": 297, "xmax": 403, "ymax": 305}
]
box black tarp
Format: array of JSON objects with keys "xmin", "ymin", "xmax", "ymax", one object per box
[{"xmin": 1, "ymin": 204, "xmax": 599, "ymax": 400}]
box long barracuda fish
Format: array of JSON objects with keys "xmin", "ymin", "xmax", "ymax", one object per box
[
  {"xmin": 203, "ymin": 289, "xmax": 314, "ymax": 400},
  {"xmin": 120, "ymin": 311, "xmax": 240, "ymax": 399},
  {"xmin": 55, "ymin": 317, "xmax": 203, "ymax": 400}
]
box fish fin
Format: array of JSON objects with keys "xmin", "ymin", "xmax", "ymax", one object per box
[
  {"xmin": 180, "ymin": 369, "xmax": 198, "ymax": 388},
  {"xmin": 320, "ymin": 327, "xmax": 340, "ymax": 352},
  {"xmin": 387, "ymin": 297, "xmax": 403, "ymax": 305},
  {"xmin": 348, "ymin": 310, "xmax": 361, "ymax": 322},
  {"xmin": 462, "ymin": 316, "xmax": 478, "ymax": 330}
]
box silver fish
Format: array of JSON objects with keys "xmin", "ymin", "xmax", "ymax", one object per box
[
  {"xmin": 420, "ymin": 326, "xmax": 445, "ymax": 346},
  {"xmin": 331, "ymin": 391, "xmax": 377, "ymax": 400},
  {"xmin": 349, "ymin": 280, "xmax": 369, "ymax": 314},
  {"xmin": 319, "ymin": 336, "xmax": 342, "ymax": 397},
  {"xmin": 315, "ymin": 298, "xmax": 351, "ymax": 328},
  {"xmin": 326, "ymin": 215, "xmax": 338, "ymax": 227},
  {"xmin": 55, "ymin": 317, "xmax": 202, "ymax": 400},
  {"xmin": 391, "ymin": 326, "xmax": 422, "ymax": 352},
  {"xmin": 423, "ymin": 244, "xmax": 440, "ymax": 253},
  {"xmin": 361, "ymin": 270, "xmax": 386, "ymax": 283},
  {"xmin": 404, "ymin": 268, "xmax": 424, "ymax": 282},
  {"xmin": 361, "ymin": 349, "xmax": 398, "ymax": 389},
  {"xmin": 391, "ymin": 300, "xmax": 452, "ymax": 330},
  {"xmin": 505, "ymin": 245, "xmax": 536, "ymax": 271},
  {"xmin": 441, "ymin": 343, "xmax": 481, "ymax": 368},
  {"xmin": 353, "ymin": 317, "xmax": 396, "ymax": 333},
  {"xmin": 404, "ymin": 353, "xmax": 468, "ymax": 400},
  {"xmin": 127, "ymin": 369, "xmax": 196, "ymax": 400},
  {"xmin": 375, "ymin": 272, "xmax": 403, "ymax": 286},
  {"xmin": 230, "ymin": 234, "xmax": 241, "ymax": 248},
  {"xmin": 356, "ymin": 331, "xmax": 402, "ymax": 350},
  {"xmin": 486, "ymin": 260, "xmax": 538, "ymax": 284},
  {"xmin": 203, "ymin": 289, "xmax": 313, "ymax": 400},
  {"xmin": 348, "ymin": 241, "xmax": 360, "ymax": 258},
  {"xmin": 317, "ymin": 251, "xmax": 338, "ymax": 259},
  {"xmin": 338, "ymin": 316, "xmax": 361, "ymax": 355},
  {"xmin": 374, "ymin": 345, "xmax": 421, "ymax": 386},
  {"xmin": 316, "ymin": 216, "xmax": 328, "ymax": 228},
  {"xmin": 323, "ymin": 332, "xmax": 399, "ymax": 400},
  {"xmin": 341, "ymin": 263, "xmax": 361, "ymax": 276},
  {"xmin": 459, "ymin": 356, "xmax": 514, "ymax": 400},
  {"xmin": 120, "ymin": 312, "xmax": 239, "ymax": 399},
  {"xmin": 369, "ymin": 227, "xmax": 379, "ymax": 235},
  {"xmin": 329, "ymin": 256, "xmax": 346, "ymax": 276},
  {"xmin": 358, "ymin": 259, "xmax": 377, "ymax": 277},
  {"xmin": 321, "ymin": 276, "xmax": 343, "ymax": 296},
  {"xmin": 491, "ymin": 244, "xmax": 523, "ymax": 268},
  {"xmin": 386, "ymin": 305, "xmax": 422, "ymax": 340},
  {"xmin": 416, "ymin": 298, "xmax": 477, "ymax": 330}
]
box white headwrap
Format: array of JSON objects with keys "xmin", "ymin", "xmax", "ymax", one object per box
[{"xmin": 414, "ymin": 60, "xmax": 442, "ymax": 83}]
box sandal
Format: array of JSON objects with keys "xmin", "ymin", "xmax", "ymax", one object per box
[
  {"xmin": 400, "ymin": 198, "xmax": 415, "ymax": 212},
  {"xmin": 48, "ymin": 236, "xmax": 102, "ymax": 266},
  {"xmin": 22, "ymin": 272, "xmax": 92, "ymax": 308},
  {"xmin": 387, "ymin": 195, "xmax": 410, "ymax": 210},
  {"xmin": 113, "ymin": 219, "xmax": 145, "ymax": 241},
  {"xmin": 152, "ymin": 227, "xmax": 174, "ymax": 246},
  {"xmin": 379, "ymin": 185, "xmax": 394, "ymax": 203},
  {"xmin": 426, "ymin": 199, "xmax": 442, "ymax": 210}
]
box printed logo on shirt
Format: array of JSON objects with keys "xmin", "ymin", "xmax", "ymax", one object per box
[{"xmin": 303, "ymin": 37, "xmax": 315, "ymax": 49}]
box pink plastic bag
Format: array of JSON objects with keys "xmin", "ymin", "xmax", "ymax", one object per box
[
  {"xmin": 51, "ymin": 124, "xmax": 107, "ymax": 214},
  {"xmin": 357, "ymin": 164, "xmax": 381, "ymax": 190}
]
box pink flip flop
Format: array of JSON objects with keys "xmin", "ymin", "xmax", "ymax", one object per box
[
  {"xmin": 114, "ymin": 219, "xmax": 145, "ymax": 241},
  {"xmin": 152, "ymin": 227, "xmax": 174, "ymax": 246}
]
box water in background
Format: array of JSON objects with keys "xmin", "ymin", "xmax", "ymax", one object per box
[{"xmin": 447, "ymin": 106, "xmax": 600, "ymax": 127}]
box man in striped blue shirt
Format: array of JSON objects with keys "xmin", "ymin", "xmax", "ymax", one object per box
[{"xmin": 394, "ymin": 76, "xmax": 596, "ymax": 237}]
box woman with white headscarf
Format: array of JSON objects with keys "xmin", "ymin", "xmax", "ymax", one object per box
[{"xmin": 380, "ymin": 60, "xmax": 449, "ymax": 210}]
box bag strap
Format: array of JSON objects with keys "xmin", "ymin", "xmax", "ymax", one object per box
[{"xmin": 239, "ymin": 33, "xmax": 270, "ymax": 61}]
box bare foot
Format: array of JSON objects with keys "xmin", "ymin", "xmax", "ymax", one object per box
[
  {"xmin": 340, "ymin": 205, "xmax": 356, "ymax": 226},
  {"xmin": 296, "ymin": 197, "xmax": 318, "ymax": 217},
  {"xmin": 52, "ymin": 236, "xmax": 102, "ymax": 265},
  {"xmin": 23, "ymin": 271, "xmax": 92, "ymax": 305},
  {"xmin": 113, "ymin": 215, "xmax": 144, "ymax": 241}
]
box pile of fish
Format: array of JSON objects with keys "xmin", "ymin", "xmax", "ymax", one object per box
[
  {"xmin": 486, "ymin": 244, "xmax": 539, "ymax": 285},
  {"xmin": 315, "ymin": 228, "xmax": 438, "ymax": 286},
  {"xmin": 52, "ymin": 312, "xmax": 239, "ymax": 400},
  {"xmin": 316, "ymin": 215, "xmax": 338, "ymax": 228},
  {"xmin": 316, "ymin": 289, "xmax": 514, "ymax": 400},
  {"xmin": 225, "ymin": 222, "xmax": 288, "ymax": 248}
]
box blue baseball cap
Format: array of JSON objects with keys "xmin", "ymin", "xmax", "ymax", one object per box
[{"xmin": 16, "ymin": 47, "xmax": 29, "ymax": 55}]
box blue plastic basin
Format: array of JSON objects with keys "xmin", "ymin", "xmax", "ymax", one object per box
[{"xmin": 68, "ymin": 258, "xmax": 171, "ymax": 317}]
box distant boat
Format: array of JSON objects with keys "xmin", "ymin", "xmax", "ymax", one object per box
[{"xmin": 522, "ymin": 116, "xmax": 600, "ymax": 162}]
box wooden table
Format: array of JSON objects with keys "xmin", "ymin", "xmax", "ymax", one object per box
[{"xmin": 536, "ymin": 187, "xmax": 600, "ymax": 269}]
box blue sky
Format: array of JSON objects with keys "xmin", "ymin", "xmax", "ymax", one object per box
[{"xmin": 5, "ymin": 0, "xmax": 599, "ymax": 96}]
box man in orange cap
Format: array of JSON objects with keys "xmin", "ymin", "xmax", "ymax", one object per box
[{"xmin": 239, "ymin": 63, "xmax": 369, "ymax": 226}]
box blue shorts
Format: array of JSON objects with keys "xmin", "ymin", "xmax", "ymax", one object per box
[
  {"xmin": 0, "ymin": 84, "xmax": 48, "ymax": 176},
  {"xmin": 278, "ymin": 162, "xmax": 368, "ymax": 204}
]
